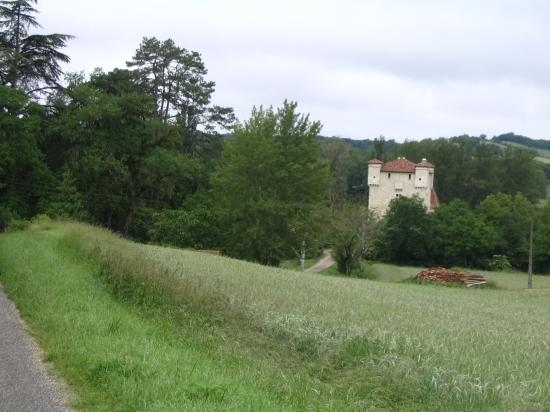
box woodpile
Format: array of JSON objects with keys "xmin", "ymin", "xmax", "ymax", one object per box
[{"xmin": 416, "ymin": 267, "xmax": 487, "ymax": 288}]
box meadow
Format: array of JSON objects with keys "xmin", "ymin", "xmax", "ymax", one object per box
[
  {"xmin": 1, "ymin": 221, "xmax": 550, "ymax": 411},
  {"xmin": 362, "ymin": 262, "xmax": 550, "ymax": 290}
]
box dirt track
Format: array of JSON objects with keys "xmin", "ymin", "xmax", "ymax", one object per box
[{"xmin": 305, "ymin": 250, "xmax": 335, "ymax": 273}]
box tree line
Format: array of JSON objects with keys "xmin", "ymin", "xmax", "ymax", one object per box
[
  {"xmin": 374, "ymin": 194, "xmax": 550, "ymax": 273},
  {"xmin": 1, "ymin": 1, "xmax": 549, "ymax": 273}
]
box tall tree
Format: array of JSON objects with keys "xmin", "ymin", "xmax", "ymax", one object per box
[
  {"xmin": 376, "ymin": 196, "xmax": 433, "ymax": 264},
  {"xmin": 433, "ymin": 199, "xmax": 497, "ymax": 268},
  {"xmin": 331, "ymin": 202, "xmax": 377, "ymax": 275},
  {"xmin": 0, "ymin": 0, "xmax": 73, "ymax": 95},
  {"xmin": 213, "ymin": 101, "xmax": 329, "ymax": 266},
  {"xmin": 477, "ymin": 193, "xmax": 532, "ymax": 268},
  {"xmin": 372, "ymin": 135, "xmax": 385, "ymax": 160},
  {"xmin": 42, "ymin": 70, "xmax": 200, "ymax": 238},
  {"xmin": 0, "ymin": 85, "xmax": 51, "ymax": 217},
  {"xmin": 321, "ymin": 139, "xmax": 354, "ymax": 210},
  {"xmin": 127, "ymin": 37, "xmax": 235, "ymax": 140}
]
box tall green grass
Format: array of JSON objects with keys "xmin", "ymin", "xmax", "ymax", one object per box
[{"xmin": 1, "ymin": 221, "xmax": 550, "ymax": 410}]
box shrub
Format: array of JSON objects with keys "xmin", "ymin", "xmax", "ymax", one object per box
[
  {"xmin": 0, "ymin": 207, "xmax": 11, "ymax": 232},
  {"xmin": 6, "ymin": 219, "xmax": 29, "ymax": 232},
  {"xmin": 486, "ymin": 255, "xmax": 512, "ymax": 271}
]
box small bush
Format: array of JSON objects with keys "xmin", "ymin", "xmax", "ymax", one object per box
[
  {"xmin": 486, "ymin": 255, "xmax": 512, "ymax": 271},
  {"xmin": 30, "ymin": 214, "xmax": 54, "ymax": 230},
  {"xmin": 6, "ymin": 219, "xmax": 30, "ymax": 232}
]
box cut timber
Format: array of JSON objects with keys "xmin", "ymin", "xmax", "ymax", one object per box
[{"xmin": 416, "ymin": 267, "xmax": 487, "ymax": 288}]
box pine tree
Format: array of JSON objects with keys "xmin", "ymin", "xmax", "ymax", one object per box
[{"xmin": 0, "ymin": 0, "xmax": 73, "ymax": 95}]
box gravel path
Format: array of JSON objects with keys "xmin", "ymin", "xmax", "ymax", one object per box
[
  {"xmin": 305, "ymin": 250, "xmax": 335, "ymax": 273},
  {"xmin": 0, "ymin": 288, "xmax": 68, "ymax": 412}
]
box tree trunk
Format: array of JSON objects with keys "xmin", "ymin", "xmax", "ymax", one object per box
[{"xmin": 528, "ymin": 219, "xmax": 534, "ymax": 289}]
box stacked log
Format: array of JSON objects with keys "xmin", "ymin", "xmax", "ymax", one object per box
[{"xmin": 416, "ymin": 267, "xmax": 486, "ymax": 288}]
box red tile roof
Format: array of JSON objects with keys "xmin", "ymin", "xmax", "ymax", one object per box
[
  {"xmin": 430, "ymin": 188, "xmax": 440, "ymax": 209},
  {"xmin": 381, "ymin": 158, "xmax": 416, "ymax": 173},
  {"xmin": 416, "ymin": 159, "xmax": 435, "ymax": 168},
  {"xmin": 368, "ymin": 159, "xmax": 383, "ymax": 164}
]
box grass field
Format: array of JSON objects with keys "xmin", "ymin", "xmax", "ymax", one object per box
[
  {"xmin": 1, "ymin": 221, "xmax": 550, "ymax": 411},
  {"xmin": 363, "ymin": 262, "xmax": 550, "ymax": 290}
]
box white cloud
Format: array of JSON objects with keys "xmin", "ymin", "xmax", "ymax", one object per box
[{"xmin": 36, "ymin": 0, "xmax": 550, "ymax": 140}]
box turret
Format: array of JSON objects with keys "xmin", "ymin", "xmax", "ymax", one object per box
[
  {"xmin": 414, "ymin": 158, "xmax": 434, "ymax": 188},
  {"xmin": 367, "ymin": 159, "xmax": 383, "ymax": 186}
]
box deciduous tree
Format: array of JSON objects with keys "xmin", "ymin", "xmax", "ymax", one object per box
[
  {"xmin": 213, "ymin": 101, "xmax": 329, "ymax": 265},
  {"xmin": 376, "ymin": 196, "xmax": 433, "ymax": 264}
]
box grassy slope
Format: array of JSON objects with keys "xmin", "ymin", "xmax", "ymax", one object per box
[
  {"xmin": 495, "ymin": 140, "xmax": 550, "ymax": 164},
  {"xmin": 1, "ymin": 222, "xmax": 550, "ymax": 411},
  {"xmin": 0, "ymin": 229, "xmax": 301, "ymax": 411}
]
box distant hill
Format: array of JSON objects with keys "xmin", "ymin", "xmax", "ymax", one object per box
[
  {"xmin": 493, "ymin": 132, "xmax": 550, "ymax": 151},
  {"xmin": 318, "ymin": 133, "xmax": 550, "ymax": 181},
  {"xmin": 491, "ymin": 133, "xmax": 550, "ymax": 165},
  {"xmin": 317, "ymin": 135, "xmax": 401, "ymax": 156}
]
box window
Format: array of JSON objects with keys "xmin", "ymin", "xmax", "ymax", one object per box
[
  {"xmin": 395, "ymin": 193, "xmax": 401, "ymax": 198},
  {"xmin": 408, "ymin": 174, "xmax": 411, "ymax": 180},
  {"xmin": 388, "ymin": 173, "xmax": 391, "ymax": 178}
]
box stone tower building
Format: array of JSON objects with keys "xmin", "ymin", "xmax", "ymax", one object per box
[{"xmin": 367, "ymin": 157, "xmax": 439, "ymax": 215}]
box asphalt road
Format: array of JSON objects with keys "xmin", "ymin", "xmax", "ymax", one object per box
[{"xmin": 0, "ymin": 289, "xmax": 68, "ymax": 412}]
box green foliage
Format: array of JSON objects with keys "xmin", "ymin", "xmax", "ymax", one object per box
[
  {"xmin": 213, "ymin": 101, "xmax": 329, "ymax": 265},
  {"xmin": 0, "ymin": 0, "xmax": 73, "ymax": 94},
  {"xmin": 42, "ymin": 70, "xmax": 205, "ymax": 238},
  {"xmin": 0, "ymin": 205, "xmax": 11, "ymax": 231},
  {"xmin": 320, "ymin": 139, "xmax": 370, "ymax": 207},
  {"xmin": 432, "ymin": 199, "xmax": 497, "ymax": 268},
  {"xmin": 494, "ymin": 132, "xmax": 550, "ymax": 152},
  {"xmin": 0, "ymin": 85, "xmax": 52, "ymax": 217},
  {"xmin": 44, "ymin": 169, "xmax": 87, "ymax": 220},
  {"xmin": 6, "ymin": 218, "xmax": 29, "ymax": 232},
  {"xmin": 476, "ymin": 193, "xmax": 532, "ymax": 268},
  {"xmin": 501, "ymin": 146, "xmax": 547, "ymax": 202},
  {"xmin": 373, "ymin": 135, "xmax": 385, "ymax": 161},
  {"xmin": 127, "ymin": 37, "xmax": 235, "ymax": 134},
  {"xmin": 394, "ymin": 137, "xmax": 547, "ymax": 205},
  {"xmin": 331, "ymin": 202, "xmax": 377, "ymax": 275},
  {"xmin": 149, "ymin": 192, "xmax": 221, "ymax": 249},
  {"xmin": 376, "ymin": 196, "xmax": 433, "ymax": 264},
  {"xmin": 534, "ymin": 202, "xmax": 550, "ymax": 272},
  {"xmin": 486, "ymin": 255, "xmax": 512, "ymax": 271}
]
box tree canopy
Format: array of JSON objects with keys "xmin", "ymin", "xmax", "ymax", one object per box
[
  {"xmin": 0, "ymin": 0, "xmax": 73, "ymax": 95},
  {"xmin": 213, "ymin": 101, "xmax": 329, "ymax": 265},
  {"xmin": 1, "ymin": 1, "xmax": 549, "ymax": 275}
]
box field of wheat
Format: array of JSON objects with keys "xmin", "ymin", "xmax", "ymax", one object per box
[{"xmin": 1, "ymin": 220, "xmax": 549, "ymax": 411}]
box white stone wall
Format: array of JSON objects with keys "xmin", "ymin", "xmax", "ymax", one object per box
[{"xmin": 368, "ymin": 165, "xmax": 434, "ymax": 215}]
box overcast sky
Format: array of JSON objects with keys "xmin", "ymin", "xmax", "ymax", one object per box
[{"xmin": 37, "ymin": 0, "xmax": 550, "ymax": 141}]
